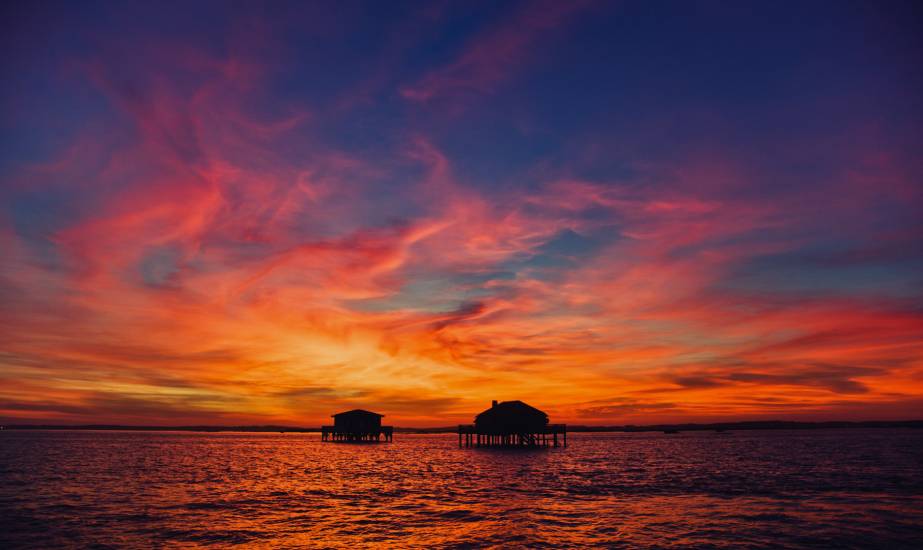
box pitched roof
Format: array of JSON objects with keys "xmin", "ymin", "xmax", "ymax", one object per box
[
  {"xmin": 332, "ymin": 409, "xmax": 384, "ymax": 418},
  {"xmin": 475, "ymin": 400, "xmax": 547, "ymax": 421}
]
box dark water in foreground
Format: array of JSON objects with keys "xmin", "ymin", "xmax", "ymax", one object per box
[{"xmin": 1, "ymin": 430, "xmax": 921, "ymax": 549}]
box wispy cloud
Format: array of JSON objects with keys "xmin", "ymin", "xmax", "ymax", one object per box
[
  {"xmin": 2, "ymin": 2, "xmax": 921, "ymax": 426},
  {"xmin": 400, "ymin": 0, "xmax": 596, "ymax": 103}
]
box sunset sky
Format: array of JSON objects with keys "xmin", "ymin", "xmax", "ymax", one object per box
[{"xmin": 1, "ymin": 1, "xmax": 921, "ymax": 426}]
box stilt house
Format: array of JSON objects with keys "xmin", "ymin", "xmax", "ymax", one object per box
[
  {"xmin": 459, "ymin": 400, "xmax": 566, "ymax": 447},
  {"xmin": 322, "ymin": 409, "xmax": 393, "ymax": 442}
]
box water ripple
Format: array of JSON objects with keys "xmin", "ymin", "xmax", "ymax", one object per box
[{"xmin": 1, "ymin": 429, "xmax": 922, "ymax": 548}]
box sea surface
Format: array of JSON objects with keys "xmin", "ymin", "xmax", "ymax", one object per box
[{"xmin": 1, "ymin": 429, "xmax": 921, "ymax": 549}]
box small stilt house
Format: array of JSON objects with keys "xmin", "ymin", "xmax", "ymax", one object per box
[
  {"xmin": 459, "ymin": 400, "xmax": 566, "ymax": 448},
  {"xmin": 322, "ymin": 409, "xmax": 393, "ymax": 442}
]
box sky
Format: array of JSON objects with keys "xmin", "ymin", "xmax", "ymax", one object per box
[{"xmin": 1, "ymin": 0, "xmax": 921, "ymax": 427}]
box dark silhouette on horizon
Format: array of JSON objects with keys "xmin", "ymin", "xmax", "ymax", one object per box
[
  {"xmin": 4, "ymin": 420, "xmax": 922, "ymax": 434},
  {"xmin": 322, "ymin": 409, "xmax": 393, "ymax": 442},
  {"xmin": 458, "ymin": 400, "xmax": 567, "ymax": 448}
]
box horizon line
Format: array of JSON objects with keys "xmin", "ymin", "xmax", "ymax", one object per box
[{"xmin": 4, "ymin": 419, "xmax": 921, "ymax": 433}]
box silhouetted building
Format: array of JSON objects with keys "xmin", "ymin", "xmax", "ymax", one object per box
[
  {"xmin": 459, "ymin": 400, "xmax": 566, "ymax": 448},
  {"xmin": 322, "ymin": 409, "xmax": 393, "ymax": 442}
]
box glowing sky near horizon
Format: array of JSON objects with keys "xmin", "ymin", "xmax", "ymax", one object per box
[{"xmin": 1, "ymin": 1, "xmax": 922, "ymax": 426}]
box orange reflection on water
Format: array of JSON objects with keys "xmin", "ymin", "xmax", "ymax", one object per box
[{"xmin": 2, "ymin": 430, "xmax": 922, "ymax": 548}]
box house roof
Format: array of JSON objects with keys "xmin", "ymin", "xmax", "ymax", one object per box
[
  {"xmin": 332, "ymin": 409, "xmax": 384, "ymax": 418},
  {"xmin": 475, "ymin": 400, "xmax": 547, "ymax": 421}
]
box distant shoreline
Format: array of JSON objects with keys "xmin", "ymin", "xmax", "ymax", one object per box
[{"xmin": 2, "ymin": 420, "xmax": 921, "ymax": 433}]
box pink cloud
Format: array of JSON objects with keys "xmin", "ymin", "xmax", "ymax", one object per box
[
  {"xmin": 3, "ymin": 26, "xmax": 921, "ymax": 426},
  {"xmin": 400, "ymin": 0, "xmax": 595, "ymax": 104}
]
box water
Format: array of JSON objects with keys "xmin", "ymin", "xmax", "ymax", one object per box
[{"xmin": 1, "ymin": 429, "xmax": 921, "ymax": 548}]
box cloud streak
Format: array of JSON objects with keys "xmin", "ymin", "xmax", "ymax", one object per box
[{"xmin": 400, "ymin": 0, "xmax": 595, "ymax": 103}]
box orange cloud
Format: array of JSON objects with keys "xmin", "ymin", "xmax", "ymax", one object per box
[{"xmin": 2, "ymin": 25, "xmax": 921, "ymax": 427}]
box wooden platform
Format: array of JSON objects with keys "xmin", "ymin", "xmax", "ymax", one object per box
[
  {"xmin": 458, "ymin": 424, "xmax": 566, "ymax": 448},
  {"xmin": 321, "ymin": 425, "xmax": 393, "ymax": 442}
]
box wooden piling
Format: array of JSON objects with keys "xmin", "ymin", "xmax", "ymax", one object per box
[{"xmin": 457, "ymin": 423, "xmax": 566, "ymax": 449}]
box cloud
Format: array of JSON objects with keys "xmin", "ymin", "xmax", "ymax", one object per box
[
  {"xmin": 727, "ymin": 365, "xmax": 881, "ymax": 395},
  {"xmin": 1, "ymin": 3, "xmax": 921, "ymax": 426},
  {"xmin": 575, "ymin": 399, "xmax": 677, "ymax": 419},
  {"xmin": 400, "ymin": 0, "xmax": 595, "ymax": 103},
  {"xmin": 665, "ymin": 364, "xmax": 884, "ymax": 395}
]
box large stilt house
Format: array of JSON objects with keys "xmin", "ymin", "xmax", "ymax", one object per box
[{"xmin": 458, "ymin": 400, "xmax": 566, "ymax": 448}]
